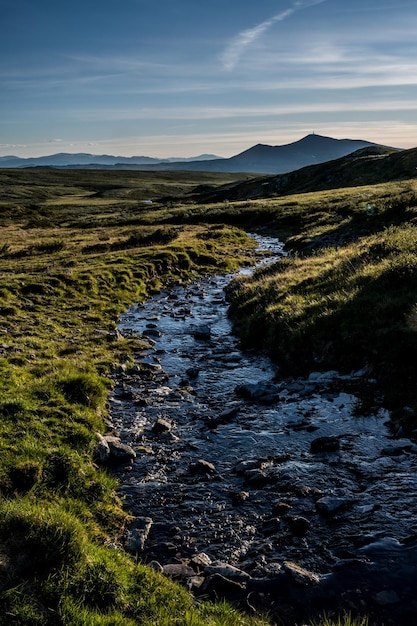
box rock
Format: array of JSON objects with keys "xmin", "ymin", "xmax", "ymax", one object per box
[
  {"xmin": 189, "ymin": 459, "xmax": 216, "ymax": 475},
  {"xmin": 235, "ymin": 381, "xmax": 280, "ymax": 404},
  {"xmin": 193, "ymin": 325, "xmax": 211, "ymax": 340},
  {"xmin": 310, "ymin": 436, "xmax": 340, "ymax": 453},
  {"xmin": 234, "ymin": 459, "xmax": 261, "ymax": 474},
  {"xmin": 205, "ymin": 561, "xmax": 251, "ymax": 582},
  {"xmin": 185, "ymin": 366, "xmax": 200, "ymax": 378},
  {"xmin": 315, "ymin": 496, "xmax": 351, "ymax": 516},
  {"xmin": 148, "ymin": 560, "xmax": 164, "ymax": 573},
  {"xmin": 124, "ymin": 517, "xmax": 153, "ymax": 552},
  {"xmin": 152, "ymin": 417, "xmax": 172, "ymax": 434},
  {"xmin": 143, "ymin": 328, "xmax": 163, "ymax": 338},
  {"xmin": 95, "ymin": 434, "xmax": 136, "ymax": 464},
  {"xmin": 375, "ymin": 590, "xmax": 400, "ymax": 605},
  {"xmin": 202, "ymin": 573, "xmax": 245, "ymax": 598},
  {"xmin": 231, "ymin": 491, "xmax": 249, "ymax": 506},
  {"xmin": 244, "ymin": 468, "xmax": 269, "ymax": 487},
  {"xmin": 283, "ymin": 561, "xmax": 320, "ymax": 586},
  {"xmin": 94, "ymin": 433, "xmax": 110, "ymax": 463},
  {"xmin": 105, "ymin": 436, "xmax": 137, "ymax": 461},
  {"xmin": 191, "ymin": 552, "xmax": 212, "ymax": 569},
  {"xmin": 163, "ymin": 563, "xmax": 196, "ymax": 579},
  {"xmin": 287, "ymin": 516, "xmax": 311, "ymax": 536},
  {"xmin": 272, "ymin": 501, "xmax": 291, "ymax": 516}
]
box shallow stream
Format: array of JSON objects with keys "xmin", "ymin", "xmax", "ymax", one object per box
[{"xmin": 110, "ymin": 235, "xmax": 417, "ymax": 624}]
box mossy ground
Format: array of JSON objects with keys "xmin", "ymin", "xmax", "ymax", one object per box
[{"xmin": 0, "ymin": 167, "xmax": 408, "ymax": 625}]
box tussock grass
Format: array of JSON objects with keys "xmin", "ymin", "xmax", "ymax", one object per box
[
  {"xmin": 2, "ymin": 166, "xmax": 408, "ymax": 624},
  {"xmin": 0, "ymin": 169, "xmax": 260, "ymax": 625},
  {"xmin": 226, "ymin": 179, "xmax": 417, "ymax": 428}
]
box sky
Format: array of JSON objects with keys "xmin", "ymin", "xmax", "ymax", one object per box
[{"xmin": 1, "ymin": 0, "xmax": 417, "ymax": 158}]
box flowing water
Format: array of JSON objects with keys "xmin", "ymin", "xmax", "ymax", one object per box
[{"xmin": 110, "ymin": 235, "xmax": 417, "ymax": 625}]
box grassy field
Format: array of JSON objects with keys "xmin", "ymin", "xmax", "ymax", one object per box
[{"xmin": 1, "ymin": 166, "xmax": 414, "ymax": 625}]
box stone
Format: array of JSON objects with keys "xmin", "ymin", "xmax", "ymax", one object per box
[
  {"xmin": 191, "ymin": 552, "xmax": 212, "ymax": 568},
  {"xmin": 244, "ymin": 468, "xmax": 269, "ymax": 487},
  {"xmin": 124, "ymin": 517, "xmax": 153, "ymax": 552},
  {"xmin": 152, "ymin": 417, "xmax": 171, "ymax": 434},
  {"xmin": 310, "ymin": 436, "xmax": 340, "ymax": 453},
  {"xmin": 375, "ymin": 590, "xmax": 400, "ymax": 605},
  {"xmin": 283, "ymin": 561, "xmax": 320, "ymax": 586},
  {"xmin": 193, "ymin": 325, "xmax": 211, "ymax": 340},
  {"xmin": 189, "ymin": 459, "xmax": 216, "ymax": 475},
  {"xmin": 235, "ymin": 381, "xmax": 280, "ymax": 404},
  {"xmin": 163, "ymin": 563, "xmax": 195, "ymax": 579},
  {"xmin": 94, "ymin": 433, "xmax": 110, "ymax": 463},
  {"xmin": 95, "ymin": 434, "xmax": 136, "ymax": 463},
  {"xmin": 287, "ymin": 516, "xmax": 311, "ymax": 536},
  {"xmin": 231, "ymin": 491, "xmax": 249, "ymax": 505},
  {"xmin": 315, "ymin": 496, "xmax": 351, "ymax": 516},
  {"xmin": 202, "ymin": 573, "xmax": 245, "ymax": 598},
  {"xmin": 105, "ymin": 436, "xmax": 137, "ymax": 461},
  {"xmin": 205, "ymin": 561, "xmax": 251, "ymax": 582}
]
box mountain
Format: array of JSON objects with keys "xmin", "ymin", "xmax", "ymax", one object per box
[
  {"xmin": 184, "ymin": 145, "xmax": 416, "ymax": 204},
  {"xmin": 0, "ymin": 152, "xmax": 222, "ymax": 169},
  {"xmin": 134, "ymin": 134, "xmax": 387, "ymax": 174},
  {"xmin": 0, "ymin": 135, "xmax": 389, "ymax": 173}
]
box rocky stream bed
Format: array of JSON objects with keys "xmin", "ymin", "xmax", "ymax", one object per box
[{"xmin": 105, "ymin": 235, "xmax": 417, "ymax": 625}]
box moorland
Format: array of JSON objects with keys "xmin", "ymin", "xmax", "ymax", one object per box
[{"xmin": 1, "ymin": 159, "xmax": 417, "ymax": 625}]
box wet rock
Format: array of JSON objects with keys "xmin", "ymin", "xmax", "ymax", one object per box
[
  {"xmin": 148, "ymin": 560, "xmax": 164, "ymax": 573},
  {"xmin": 235, "ymin": 381, "xmax": 280, "ymax": 404},
  {"xmin": 272, "ymin": 501, "xmax": 291, "ymax": 516},
  {"xmin": 287, "ymin": 516, "xmax": 311, "ymax": 536},
  {"xmin": 152, "ymin": 417, "xmax": 172, "ymax": 434},
  {"xmin": 163, "ymin": 563, "xmax": 196, "ymax": 579},
  {"xmin": 310, "ymin": 436, "xmax": 340, "ymax": 453},
  {"xmin": 185, "ymin": 366, "xmax": 200, "ymax": 378},
  {"xmin": 191, "ymin": 552, "xmax": 212, "ymax": 569},
  {"xmin": 202, "ymin": 573, "xmax": 245, "ymax": 598},
  {"xmin": 244, "ymin": 468, "xmax": 269, "ymax": 487},
  {"xmin": 375, "ymin": 590, "xmax": 400, "ymax": 605},
  {"xmin": 231, "ymin": 491, "xmax": 250, "ymax": 506},
  {"xmin": 189, "ymin": 459, "xmax": 216, "ymax": 475},
  {"xmin": 234, "ymin": 459, "xmax": 262, "ymax": 474},
  {"xmin": 316, "ymin": 496, "xmax": 352, "ymax": 516},
  {"xmin": 205, "ymin": 561, "xmax": 251, "ymax": 582},
  {"xmin": 95, "ymin": 434, "xmax": 136, "ymax": 464},
  {"xmin": 125, "ymin": 517, "xmax": 153, "ymax": 552},
  {"xmin": 143, "ymin": 327, "xmax": 163, "ymax": 338},
  {"xmin": 262, "ymin": 517, "xmax": 282, "ymax": 535},
  {"xmin": 193, "ymin": 325, "xmax": 211, "ymax": 340},
  {"xmin": 283, "ymin": 561, "xmax": 320, "ymax": 586}
]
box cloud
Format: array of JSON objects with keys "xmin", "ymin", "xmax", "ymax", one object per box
[{"xmin": 221, "ymin": 0, "xmax": 328, "ymax": 71}]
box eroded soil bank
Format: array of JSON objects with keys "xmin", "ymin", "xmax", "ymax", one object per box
[{"xmin": 109, "ymin": 236, "xmax": 417, "ymax": 625}]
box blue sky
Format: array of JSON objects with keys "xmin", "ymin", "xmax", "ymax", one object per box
[{"xmin": 1, "ymin": 0, "xmax": 417, "ymax": 157}]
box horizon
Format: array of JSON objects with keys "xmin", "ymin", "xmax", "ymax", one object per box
[
  {"xmin": 0, "ymin": 132, "xmax": 406, "ymax": 162},
  {"xmin": 2, "ymin": 1, "xmax": 417, "ymax": 159}
]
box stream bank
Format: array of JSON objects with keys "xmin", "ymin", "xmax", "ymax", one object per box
[{"xmin": 107, "ymin": 235, "xmax": 417, "ymax": 625}]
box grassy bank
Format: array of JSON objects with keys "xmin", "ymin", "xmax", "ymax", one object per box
[
  {"xmin": 0, "ymin": 169, "xmax": 265, "ymax": 625},
  {"xmin": 0, "ymin": 167, "xmax": 407, "ymax": 625},
  {"xmin": 223, "ymin": 179, "xmax": 417, "ymax": 430}
]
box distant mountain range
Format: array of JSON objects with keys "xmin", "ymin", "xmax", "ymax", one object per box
[
  {"xmin": 0, "ymin": 134, "xmax": 393, "ymax": 175},
  {"xmin": 0, "ymin": 152, "xmax": 221, "ymax": 168}
]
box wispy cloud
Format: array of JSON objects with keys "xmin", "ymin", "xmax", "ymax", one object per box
[{"xmin": 221, "ymin": 0, "xmax": 328, "ymax": 71}]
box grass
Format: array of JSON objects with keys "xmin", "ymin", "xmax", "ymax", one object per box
[{"xmin": 1, "ymin": 166, "xmax": 414, "ymax": 624}]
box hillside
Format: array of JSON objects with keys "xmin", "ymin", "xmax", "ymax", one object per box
[{"xmin": 184, "ymin": 145, "xmax": 416, "ymax": 203}]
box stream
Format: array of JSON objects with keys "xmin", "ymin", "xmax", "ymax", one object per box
[{"xmin": 109, "ymin": 235, "xmax": 417, "ymax": 625}]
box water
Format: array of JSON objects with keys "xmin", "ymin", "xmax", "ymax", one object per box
[{"xmin": 110, "ymin": 234, "xmax": 417, "ymax": 624}]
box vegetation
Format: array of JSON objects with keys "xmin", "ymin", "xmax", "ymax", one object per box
[{"xmin": 1, "ymin": 166, "xmax": 416, "ymax": 624}]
